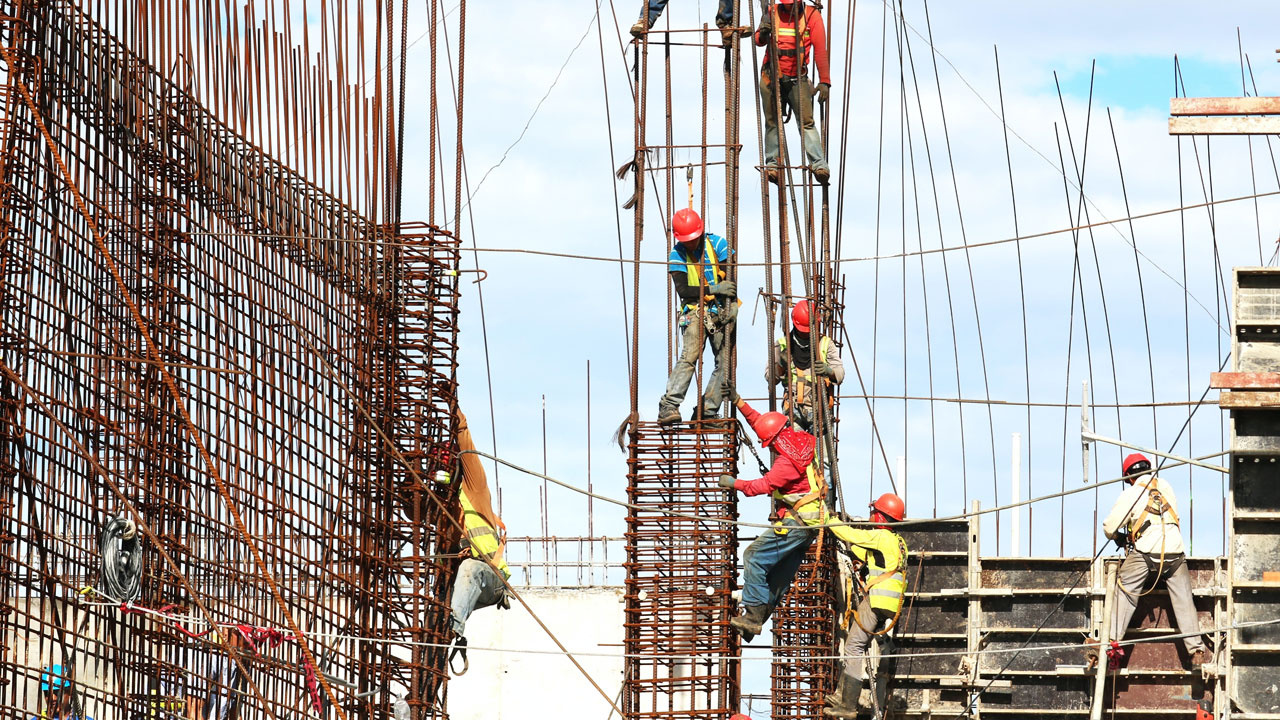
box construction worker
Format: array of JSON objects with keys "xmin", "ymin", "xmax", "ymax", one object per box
[
  {"xmin": 447, "ymin": 411, "xmax": 511, "ymax": 663},
  {"xmin": 825, "ymin": 493, "xmax": 908, "ymax": 718},
  {"xmin": 1101, "ymin": 453, "xmax": 1208, "ymax": 666},
  {"xmin": 719, "ymin": 396, "xmax": 824, "ymax": 640},
  {"xmin": 755, "ymin": 0, "xmax": 831, "ymax": 184},
  {"xmin": 769, "ymin": 299, "xmax": 843, "ymax": 484},
  {"xmin": 33, "ymin": 665, "xmax": 92, "ymax": 720},
  {"xmin": 630, "ymin": 1, "xmax": 738, "ymax": 45},
  {"xmin": 658, "ymin": 208, "xmax": 737, "ymax": 424}
]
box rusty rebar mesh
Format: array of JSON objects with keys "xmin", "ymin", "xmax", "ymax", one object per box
[
  {"xmin": 624, "ymin": 421, "xmax": 741, "ymax": 719},
  {"xmin": 769, "ymin": 540, "xmax": 837, "ymax": 719},
  {"xmin": 0, "ymin": 2, "xmax": 462, "ymax": 720}
]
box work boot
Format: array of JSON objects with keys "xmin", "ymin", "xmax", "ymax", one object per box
[
  {"xmin": 822, "ymin": 676, "xmax": 861, "ymax": 718},
  {"xmin": 719, "ymin": 26, "xmax": 739, "ymax": 46},
  {"xmin": 765, "ymin": 167, "xmax": 780, "ymax": 185},
  {"xmin": 657, "ymin": 406, "xmax": 681, "ymax": 425},
  {"xmin": 630, "ymin": 17, "xmax": 649, "ymax": 38},
  {"xmin": 813, "ymin": 166, "xmax": 830, "ymax": 185},
  {"xmin": 729, "ymin": 604, "xmax": 768, "ymax": 641},
  {"xmin": 1190, "ymin": 648, "xmax": 1209, "ymax": 666}
]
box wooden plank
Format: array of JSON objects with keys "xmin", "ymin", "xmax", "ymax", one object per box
[
  {"xmin": 1219, "ymin": 390, "xmax": 1280, "ymax": 408},
  {"xmin": 1169, "ymin": 116, "xmax": 1280, "ymax": 135},
  {"xmin": 1210, "ymin": 372, "xmax": 1280, "ymax": 389},
  {"xmin": 1171, "ymin": 96, "xmax": 1280, "ymax": 116}
]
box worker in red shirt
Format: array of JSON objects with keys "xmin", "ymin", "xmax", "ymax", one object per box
[
  {"xmin": 755, "ymin": 0, "xmax": 831, "ymax": 184},
  {"xmin": 719, "ymin": 396, "xmax": 828, "ymax": 640}
]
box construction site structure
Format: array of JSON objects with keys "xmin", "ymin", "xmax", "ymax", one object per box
[
  {"xmin": 0, "ymin": 2, "xmax": 467, "ymax": 719},
  {"xmin": 621, "ymin": 11, "xmax": 745, "ymax": 717}
]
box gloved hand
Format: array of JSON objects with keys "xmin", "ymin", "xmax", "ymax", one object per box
[
  {"xmin": 718, "ymin": 474, "xmax": 737, "ymax": 490},
  {"xmin": 710, "ymin": 280, "xmax": 737, "ymax": 298},
  {"xmin": 435, "ymin": 470, "xmax": 452, "ymax": 485},
  {"xmin": 813, "ymin": 82, "xmax": 830, "ymax": 103},
  {"xmin": 729, "ymin": 388, "xmax": 742, "ymax": 405},
  {"xmin": 756, "ymin": 16, "xmax": 773, "ymax": 40},
  {"xmin": 813, "ymin": 361, "xmax": 832, "ymax": 378}
]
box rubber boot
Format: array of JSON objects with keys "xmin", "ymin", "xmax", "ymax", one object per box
[
  {"xmin": 729, "ymin": 604, "xmax": 768, "ymax": 641},
  {"xmin": 822, "ymin": 675, "xmax": 861, "ymax": 718}
]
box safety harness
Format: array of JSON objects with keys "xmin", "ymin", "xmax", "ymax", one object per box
[
  {"xmin": 768, "ymin": 5, "xmax": 813, "ymax": 75},
  {"xmin": 679, "ymin": 236, "xmax": 725, "ymax": 312},
  {"xmin": 843, "ymin": 533, "xmax": 909, "ymax": 636},
  {"xmin": 768, "ymin": 427, "xmax": 827, "ymax": 526},
  {"xmin": 776, "ymin": 334, "xmax": 834, "ymax": 410},
  {"xmin": 1117, "ymin": 476, "xmax": 1178, "ymax": 599}
]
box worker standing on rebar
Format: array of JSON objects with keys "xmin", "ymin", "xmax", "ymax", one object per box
[
  {"xmin": 629, "ymin": 1, "xmax": 740, "ymax": 45},
  {"xmin": 755, "ymin": 0, "xmax": 831, "ymax": 185},
  {"xmin": 825, "ymin": 494, "xmax": 908, "ymax": 718},
  {"xmin": 768, "ymin": 299, "xmax": 843, "ymax": 485},
  {"xmin": 32, "ymin": 665, "xmax": 92, "ymax": 720},
  {"xmin": 719, "ymin": 396, "xmax": 824, "ymax": 640},
  {"xmin": 1101, "ymin": 453, "xmax": 1208, "ymax": 667},
  {"xmin": 446, "ymin": 411, "xmax": 511, "ymax": 663},
  {"xmin": 658, "ymin": 208, "xmax": 737, "ymax": 424}
]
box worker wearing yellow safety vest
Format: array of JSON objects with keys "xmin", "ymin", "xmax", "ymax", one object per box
[
  {"xmin": 447, "ymin": 412, "xmax": 511, "ymax": 649},
  {"xmin": 1101, "ymin": 453, "xmax": 1208, "ymax": 667},
  {"xmin": 824, "ymin": 493, "xmax": 908, "ymax": 718},
  {"xmin": 658, "ymin": 208, "xmax": 737, "ymax": 424}
]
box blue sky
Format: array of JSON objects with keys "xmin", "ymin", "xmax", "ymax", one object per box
[{"xmin": 394, "ymin": 1, "xmax": 1280, "ymax": 708}]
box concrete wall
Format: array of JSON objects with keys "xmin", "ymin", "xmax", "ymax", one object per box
[{"xmin": 447, "ymin": 587, "xmax": 625, "ymax": 720}]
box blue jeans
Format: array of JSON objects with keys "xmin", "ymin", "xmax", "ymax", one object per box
[
  {"xmin": 659, "ymin": 308, "xmax": 732, "ymax": 415},
  {"xmin": 647, "ymin": 0, "xmax": 735, "ymax": 27},
  {"xmin": 761, "ymin": 73, "xmax": 827, "ymax": 172},
  {"xmin": 741, "ymin": 516, "xmax": 816, "ymax": 608},
  {"xmin": 450, "ymin": 558, "xmax": 506, "ymax": 635}
]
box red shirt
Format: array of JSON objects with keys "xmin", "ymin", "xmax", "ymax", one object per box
[
  {"xmin": 734, "ymin": 401, "xmax": 815, "ymax": 517},
  {"xmin": 754, "ymin": 5, "xmax": 831, "ymax": 85}
]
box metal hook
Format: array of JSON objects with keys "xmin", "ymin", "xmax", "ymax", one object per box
[{"xmin": 447, "ymin": 268, "xmax": 488, "ymax": 284}]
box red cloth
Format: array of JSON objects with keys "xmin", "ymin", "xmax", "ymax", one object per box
[
  {"xmin": 734, "ymin": 400, "xmax": 814, "ymax": 516},
  {"xmin": 754, "ymin": 5, "xmax": 830, "ymax": 85}
]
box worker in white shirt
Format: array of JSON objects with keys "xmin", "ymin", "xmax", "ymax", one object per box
[{"xmin": 1101, "ymin": 453, "xmax": 1208, "ymax": 666}]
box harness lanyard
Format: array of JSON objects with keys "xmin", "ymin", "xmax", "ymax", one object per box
[{"xmin": 1117, "ymin": 480, "xmax": 1173, "ymax": 599}]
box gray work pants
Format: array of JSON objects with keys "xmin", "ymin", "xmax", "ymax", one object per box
[
  {"xmin": 760, "ymin": 73, "xmax": 828, "ymax": 172},
  {"xmin": 841, "ymin": 594, "xmax": 893, "ymax": 682},
  {"xmin": 450, "ymin": 558, "xmax": 506, "ymax": 636},
  {"xmin": 1110, "ymin": 552, "xmax": 1205, "ymax": 653},
  {"xmin": 660, "ymin": 308, "xmax": 732, "ymax": 415}
]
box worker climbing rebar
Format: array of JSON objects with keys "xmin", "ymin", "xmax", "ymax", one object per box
[
  {"xmin": 658, "ymin": 208, "xmax": 738, "ymax": 424},
  {"xmin": 755, "ymin": 0, "xmax": 831, "ymax": 184},
  {"xmin": 768, "ymin": 298, "xmax": 844, "ymax": 491},
  {"xmin": 825, "ymin": 493, "xmax": 908, "ymax": 718},
  {"xmin": 719, "ymin": 395, "xmax": 827, "ymax": 640},
  {"xmin": 1101, "ymin": 453, "xmax": 1208, "ymax": 668},
  {"xmin": 629, "ymin": 0, "xmax": 741, "ymax": 45},
  {"xmin": 445, "ymin": 410, "xmax": 512, "ymax": 672}
]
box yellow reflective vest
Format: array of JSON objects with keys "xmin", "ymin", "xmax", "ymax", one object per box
[
  {"xmin": 840, "ymin": 528, "xmax": 907, "ymax": 614},
  {"xmin": 772, "ymin": 461, "xmax": 827, "ymax": 524},
  {"xmin": 461, "ymin": 488, "xmax": 510, "ymax": 579}
]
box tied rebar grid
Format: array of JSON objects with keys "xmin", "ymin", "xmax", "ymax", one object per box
[
  {"xmin": 0, "ymin": 3, "xmax": 461, "ymax": 720},
  {"xmin": 769, "ymin": 540, "xmax": 838, "ymax": 720},
  {"xmin": 624, "ymin": 421, "xmax": 741, "ymax": 719}
]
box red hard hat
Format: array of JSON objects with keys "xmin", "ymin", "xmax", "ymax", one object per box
[
  {"xmin": 750, "ymin": 411, "xmax": 788, "ymax": 447},
  {"xmin": 672, "ymin": 208, "xmax": 704, "ymax": 244},
  {"xmin": 1122, "ymin": 453, "xmax": 1151, "ymax": 478},
  {"xmin": 870, "ymin": 493, "xmax": 906, "ymax": 522},
  {"xmin": 775, "ymin": 0, "xmax": 797, "ymax": 4},
  {"xmin": 791, "ymin": 300, "xmax": 811, "ymax": 333},
  {"xmin": 729, "ymin": 716, "xmax": 751, "ymax": 720}
]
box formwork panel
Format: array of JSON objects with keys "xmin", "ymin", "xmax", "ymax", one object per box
[{"xmin": 624, "ymin": 422, "xmax": 739, "ymax": 720}]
